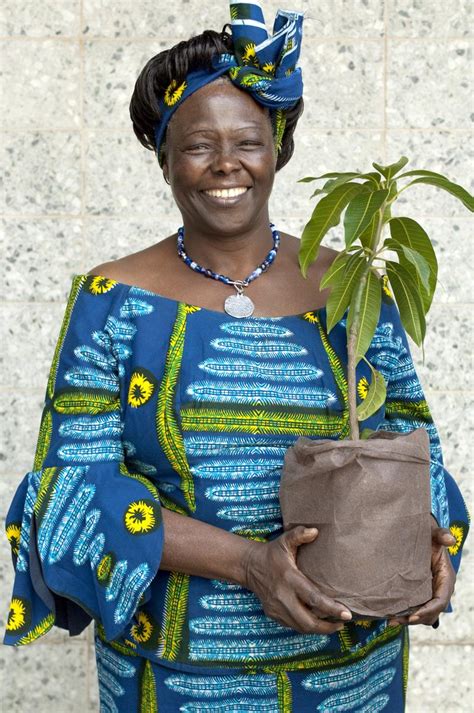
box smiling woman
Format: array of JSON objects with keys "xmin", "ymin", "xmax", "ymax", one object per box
[{"xmin": 3, "ymin": 1, "xmax": 468, "ymax": 712}]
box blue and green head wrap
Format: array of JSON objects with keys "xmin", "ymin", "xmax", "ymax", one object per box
[{"xmin": 153, "ymin": 1, "xmax": 305, "ymax": 168}]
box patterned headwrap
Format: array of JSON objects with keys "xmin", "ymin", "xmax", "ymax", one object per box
[{"xmin": 153, "ymin": 1, "xmax": 304, "ymax": 168}]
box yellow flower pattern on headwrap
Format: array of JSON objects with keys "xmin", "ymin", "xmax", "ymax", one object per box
[
  {"xmin": 241, "ymin": 42, "xmax": 258, "ymax": 66},
  {"xmin": 164, "ymin": 79, "xmax": 187, "ymax": 107}
]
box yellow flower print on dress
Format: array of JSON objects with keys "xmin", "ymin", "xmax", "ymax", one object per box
[
  {"xmin": 124, "ymin": 499, "xmax": 161, "ymax": 535},
  {"xmin": 6, "ymin": 596, "xmax": 31, "ymax": 634},
  {"xmin": 164, "ymin": 79, "xmax": 187, "ymax": 107},
  {"xmin": 6, "ymin": 522, "xmax": 21, "ymax": 557},
  {"xmin": 131, "ymin": 611, "xmax": 153, "ymax": 643},
  {"xmin": 96, "ymin": 551, "xmax": 115, "ymax": 586},
  {"xmin": 128, "ymin": 369, "xmax": 156, "ymax": 408},
  {"xmin": 448, "ymin": 521, "xmax": 467, "ymax": 556},
  {"xmin": 302, "ymin": 311, "xmax": 319, "ymax": 325},
  {"xmin": 88, "ymin": 275, "xmax": 117, "ymax": 295},
  {"xmin": 382, "ymin": 274, "xmax": 394, "ymax": 300},
  {"xmin": 358, "ymin": 376, "xmax": 370, "ymax": 400}
]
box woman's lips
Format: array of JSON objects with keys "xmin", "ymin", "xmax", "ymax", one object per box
[{"xmin": 200, "ymin": 187, "xmax": 251, "ymax": 206}]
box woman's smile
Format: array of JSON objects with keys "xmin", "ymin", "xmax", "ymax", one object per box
[{"xmin": 200, "ymin": 186, "xmax": 251, "ymax": 206}]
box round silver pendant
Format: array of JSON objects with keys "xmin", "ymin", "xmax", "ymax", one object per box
[{"xmin": 224, "ymin": 293, "xmax": 255, "ymax": 318}]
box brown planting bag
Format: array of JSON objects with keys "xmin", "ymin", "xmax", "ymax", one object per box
[{"xmin": 279, "ymin": 428, "xmax": 433, "ymax": 618}]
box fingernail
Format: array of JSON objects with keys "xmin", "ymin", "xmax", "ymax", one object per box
[{"xmin": 340, "ymin": 611, "xmax": 352, "ymax": 621}]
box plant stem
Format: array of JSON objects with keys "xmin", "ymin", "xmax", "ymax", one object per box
[{"xmin": 347, "ymin": 203, "xmax": 387, "ymax": 440}]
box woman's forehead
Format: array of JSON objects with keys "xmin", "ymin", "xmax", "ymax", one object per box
[{"xmin": 168, "ymin": 79, "xmax": 270, "ymax": 134}]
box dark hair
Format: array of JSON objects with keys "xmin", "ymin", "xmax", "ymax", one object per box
[{"xmin": 129, "ymin": 25, "xmax": 304, "ymax": 172}]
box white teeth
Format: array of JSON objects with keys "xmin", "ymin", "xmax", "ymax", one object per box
[{"xmin": 204, "ymin": 187, "xmax": 248, "ymax": 198}]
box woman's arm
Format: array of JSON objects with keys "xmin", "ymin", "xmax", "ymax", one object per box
[
  {"xmin": 159, "ymin": 508, "xmax": 352, "ymax": 635},
  {"xmin": 159, "ymin": 507, "xmax": 252, "ymax": 584}
]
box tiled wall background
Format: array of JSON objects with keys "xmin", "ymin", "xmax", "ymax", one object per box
[{"xmin": 0, "ymin": 1, "xmax": 472, "ymax": 710}]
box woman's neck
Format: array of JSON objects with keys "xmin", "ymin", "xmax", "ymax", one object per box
[{"xmin": 179, "ymin": 219, "xmax": 275, "ymax": 281}]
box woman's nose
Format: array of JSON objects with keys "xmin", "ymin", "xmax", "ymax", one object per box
[{"xmin": 210, "ymin": 145, "xmax": 242, "ymax": 173}]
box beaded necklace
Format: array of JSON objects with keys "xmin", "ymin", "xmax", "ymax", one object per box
[{"xmin": 176, "ymin": 222, "xmax": 281, "ymax": 318}]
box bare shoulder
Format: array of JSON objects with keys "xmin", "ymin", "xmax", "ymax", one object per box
[{"xmin": 87, "ymin": 237, "xmax": 176, "ymax": 288}]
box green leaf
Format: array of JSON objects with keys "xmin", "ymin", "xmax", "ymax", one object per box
[
  {"xmin": 384, "ymin": 239, "xmax": 431, "ymax": 295},
  {"xmin": 385, "ymin": 261, "xmax": 426, "ymax": 346},
  {"xmin": 372, "ymin": 156, "xmax": 409, "ymax": 181},
  {"xmin": 396, "ymin": 170, "xmax": 474, "ymax": 212},
  {"xmin": 307, "ymin": 173, "xmax": 381, "ymax": 199},
  {"xmin": 298, "ymin": 183, "xmax": 369, "ymax": 277},
  {"xmin": 346, "ymin": 269, "xmax": 382, "ymax": 363},
  {"xmin": 319, "ymin": 252, "xmax": 352, "ymax": 289},
  {"xmin": 344, "ymin": 189, "xmax": 389, "ymax": 247},
  {"xmin": 360, "ymin": 427, "xmax": 377, "ymax": 439},
  {"xmin": 356, "ymin": 367, "xmax": 387, "ymax": 421},
  {"xmin": 326, "ymin": 253, "xmax": 368, "ymax": 332},
  {"xmin": 359, "ymin": 212, "xmax": 378, "ymax": 250},
  {"xmin": 388, "ymin": 217, "xmax": 438, "ymax": 311}
]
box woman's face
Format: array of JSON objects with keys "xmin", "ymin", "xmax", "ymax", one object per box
[{"xmin": 162, "ymin": 78, "xmax": 278, "ymax": 235}]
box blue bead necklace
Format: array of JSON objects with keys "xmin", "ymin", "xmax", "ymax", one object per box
[{"xmin": 176, "ymin": 222, "xmax": 281, "ymax": 318}]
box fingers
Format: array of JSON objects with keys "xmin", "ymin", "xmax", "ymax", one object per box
[
  {"xmin": 295, "ymin": 573, "xmax": 352, "ymax": 622},
  {"xmin": 431, "ymin": 526, "xmax": 456, "ymax": 547},
  {"xmin": 272, "ymin": 594, "xmax": 347, "ymax": 635},
  {"xmin": 389, "ymin": 550, "xmax": 456, "ymax": 627},
  {"xmin": 284, "ymin": 525, "xmax": 319, "ymax": 548}
]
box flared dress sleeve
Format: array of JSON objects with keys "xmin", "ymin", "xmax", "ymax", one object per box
[
  {"xmin": 3, "ymin": 275, "xmax": 165, "ymax": 645},
  {"xmin": 366, "ymin": 294, "xmax": 470, "ymax": 599}
]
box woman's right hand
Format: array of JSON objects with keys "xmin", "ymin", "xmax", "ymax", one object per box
[{"xmin": 243, "ymin": 525, "xmax": 352, "ymax": 635}]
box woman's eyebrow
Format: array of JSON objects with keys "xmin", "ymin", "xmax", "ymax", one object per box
[{"xmin": 184, "ymin": 125, "xmax": 264, "ymax": 137}]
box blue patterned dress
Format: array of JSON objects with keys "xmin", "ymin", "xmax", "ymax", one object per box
[{"xmin": 3, "ymin": 273, "xmax": 469, "ymax": 712}]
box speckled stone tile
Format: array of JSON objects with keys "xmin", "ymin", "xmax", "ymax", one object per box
[
  {"xmin": 409, "ymin": 304, "xmax": 472, "ymax": 391},
  {"xmin": 82, "ymin": 0, "xmax": 386, "ymax": 39},
  {"xmin": 407, "ymin": 644, "xmax": 473, "ymax": 711},
  {"xmin": 409, "ymin": 555, "xmax": 474, "ymax": 645},
  {"xmin": 84, "ymin": 39, "xmax": 169, "ymax": 128},
  {"xmin": 0, "ymin": 0, "xmax": 80, "ymax": 37},
  {"xmin": 389, "ymin": 0, "xmax": 473, "ymax": 38},
  {"xmin": 83, "ymin": 215, "xmax": 179, "ymax": 268},
  {"xmin": 301, "ymin": 40, "xmax": 384, "ymax": 130},
  {"xmin": 0, "ymin": 392, "xmax": 45, "ymax": 478},
  {"xmin": 387, "ymin": 40, "xmax": 472, "ymax": 129},
  {"xmin": 88, "ymin": 635, "xmax": 100, "ymax": 711},
  {"xmin": 2, "ymin": 641, "xmax": 89, "ymax": 712},
  {"xmin": 1, "ymin": 133, "xmax": 81, "ymax": 215},
  {"xmin": 0, "ymin": 219, "xmax": 84, "ymax": 301},
  {"xmin": 0, "ymin": 40, "xmax": 81, "ymax": 130},
  {"xmin": 84, "ymin": 131, "xmax": 174, "ymax": 215},
  {"xmin": 270, "ymin": 129, "xmax": 384, "ymax": 218},
  {"xmin": 386, "ymin": 131, "xmax": 474, "ymax": 218},
  {"xmin": 424, "ymin": 390, "xmax": 474, "ymax": 513},
  {"xmin": 425, "ymin": 217, "xmax": 473, "ymax": 303},
  {"xmin": 0, "ymin": 303, "xmax": 65, "ymax": 389}
]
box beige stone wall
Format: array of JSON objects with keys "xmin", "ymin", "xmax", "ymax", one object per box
[{"xmin": 1, "ymin": 1, "xmax": 472, "ymax": 710}]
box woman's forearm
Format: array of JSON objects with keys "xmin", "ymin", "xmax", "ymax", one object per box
[{"xmin": 159, "ymin": 507, "xmax": 258, "ymax": 586}]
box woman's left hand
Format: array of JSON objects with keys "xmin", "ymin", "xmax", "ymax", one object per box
[{"xmin": 388, "ymin": 517, "xmax": 456, "ymax": 627}]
